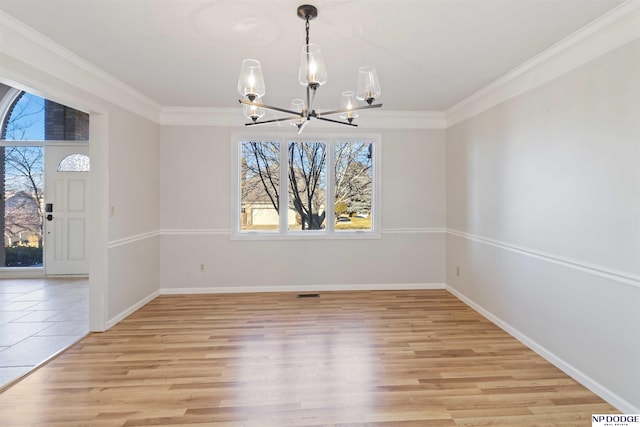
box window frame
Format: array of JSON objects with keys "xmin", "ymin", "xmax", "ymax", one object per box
[{"xmin": 232, "ymin": 132, "xmax": 381, "ymax": 240}]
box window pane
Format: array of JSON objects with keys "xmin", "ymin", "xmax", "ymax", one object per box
[
  {"xmin": 288, "ymin": 141, "xmax": 326, "ymax": 231},
  {"xmin": 335, "ymin": 142, "xmax": 373, "ymax": 231},
  {"xmin": 1, "ymin": 146, "xmax": 44, "ymax": 266},
  {"xmin": 240, "ymin": 141, "xmax": 280, "ymax": 231},
  {"xmin": 58, "ymin": 154, "xmax": 90, "ymax": 172},
  {"xmin": 1, "ymin": 90, "xmax": 89, "ymax": 141},
  {"xmin": 2, "ymin": 92, "xmax": 44, "ymax": 141}
]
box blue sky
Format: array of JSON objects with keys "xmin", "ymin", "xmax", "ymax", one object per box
[{"xmin": 4, "ymin": 92, "xmax": 45, "ymax": 141}]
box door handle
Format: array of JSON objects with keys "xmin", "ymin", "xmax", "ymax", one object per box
[{"xmin": 46, "ymin": 214, "xmax": 53, "ymax": 221}]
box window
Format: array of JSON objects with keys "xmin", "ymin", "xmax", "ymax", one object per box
[
  {"xmin": 1, "ymin": 90, "xmax": 89, "ymax": 141},
  {"xmin": 234, "ymin": 134, "xmax": 380, "ymax": 239},
  {"xmin": 58, "ymin": 154, "xmax": 91, "ymax": 172}
]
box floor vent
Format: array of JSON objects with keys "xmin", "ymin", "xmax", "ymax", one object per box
[{"xmin": 297, "ymin": 293, "xmax": 320, "ymax": 298}]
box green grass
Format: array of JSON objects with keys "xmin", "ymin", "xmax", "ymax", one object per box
[{"xmin": 335, "ymin": 216, "xmax": 371, "ymax": 230}]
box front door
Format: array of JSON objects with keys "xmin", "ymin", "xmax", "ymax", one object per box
[{"xmin": 44, "ymin": 145, "xmax": 90, "ymax": 275}]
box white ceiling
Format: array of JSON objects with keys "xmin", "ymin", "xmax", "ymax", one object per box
[{"xmin": 0, "ymin": 0, "xmax": 625, "ymax": 112}]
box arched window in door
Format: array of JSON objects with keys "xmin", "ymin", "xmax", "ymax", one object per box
[{"xmin": 58, "ymin": 153, "xmax": 90, "ymax": 172}]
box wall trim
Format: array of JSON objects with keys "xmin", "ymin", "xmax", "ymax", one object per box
[
  {"xmin": 108, "ymin": 230, "xmax": 160, "ymax": 249},
  {"xmin": 159, "ymin": 107, "xmax": 447, "ymax": 129},
  {"xmin": 157, "ymin": 227, "xmax": 445, "ymax": 236},
  {"xmin": 106, "ymin": 228, "xmax": 445, "ymax": 248},
  {"xmin": 2, "ymin": 3, "xmax": 638, "ymax": 129},
  {"xmin": 445, "ymin": 1, "xmax": 640, "ymax": 127},
  {"xmin": 447, "ymin": 229, "xmax": 640, "ymax": 289},
  {"xmin": 383, "ymin": 227, "xmax": 446, "ymax": 234},
  {"xmin": 159, "ymin": 228, "xmax": 229, "ymax": 236},
  {"xmin": 106, "ymin": 290, "xmax": 160, "ymax": 330},
  {"xmin": 161, "ymin": 283, "xmax": 446, "ymax": 295},
  {"xmin": 0, "ymin": 267, "xmax": 44, "ymax": 279},
  {"xmin": 0, "ymin": 10, "xmax": 160, "ymax": 122},
  {"xmin": 445, "ymin": 284, "xmax": 638, "ymax": 413}
]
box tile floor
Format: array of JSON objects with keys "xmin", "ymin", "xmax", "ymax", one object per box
[{"xmin": 0, "ymin": 278, "xmax": 88, "ymax": 389}]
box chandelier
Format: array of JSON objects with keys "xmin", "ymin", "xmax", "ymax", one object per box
[{"xmin": 237, "ymin": 4, "xmax": 382, "ymax": 133}]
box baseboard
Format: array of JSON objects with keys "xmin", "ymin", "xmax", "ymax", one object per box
[
  {"xmin": 0, "ymin": 267, "xmax": 44, "ymax": 279},
  {"xmin": 445, "ymin": 284, "xmax": 638, "ymax": 414},
  {"xmin": 106, "ymin": 290, "xmax": 160, "ymax": 330},
  {"xmin": 161, "ymin": 283, "xmax": 446, "ymax": 295}
]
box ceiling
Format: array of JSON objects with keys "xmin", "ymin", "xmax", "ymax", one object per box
[{"xmin": 0, "ymin": 0, "xmax": 625, "ymax": 112}]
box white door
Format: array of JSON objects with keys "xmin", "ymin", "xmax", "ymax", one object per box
[{"xmin": 44, "ymin": 145, "xmax": 90, "ymax": 275}]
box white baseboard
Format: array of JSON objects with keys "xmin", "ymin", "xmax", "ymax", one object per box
[
  {"xmin": 106, "ymin": 290, "xmax": 160, "ymax": 330},
  {"xmin": 161, "ymin": 282, "xmax": 446, "ymax": 295},
  {"xmin": 445, "ymin": 284, "xmax": 639, "ymax": 414},
  {"xmin": 0, "ymin": 267, "xmax": 44, "ymax": 278}
]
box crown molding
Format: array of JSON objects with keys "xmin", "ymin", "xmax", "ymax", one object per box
[
  {"xmin": 1, "ymin": 2, "xmax": 638, "ymax": 129},
  {"xmin": 160, "ymin": 107, "xmax": 447, "ymax": 129},
  {"xmin": 159, "ymin": 107, "xmax": 242, "ymax": 127},
  {"xmin": 446, "ymin": 0, "xmax": 640, "ymax": 127},
  {"xmin": 0, "ymin": 10, "xmax": 161, "ymax": 122}
]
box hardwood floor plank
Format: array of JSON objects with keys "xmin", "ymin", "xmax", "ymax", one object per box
[{"xmin": 0, "ymin": 290, "xmax": 618, "ymax": 426}]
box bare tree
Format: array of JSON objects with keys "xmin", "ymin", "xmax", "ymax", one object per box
[
  {"xmin": 242, "ymin": 141, "xmax": 280, "ymax": 212},
  {"xmin": 242, "ymin": 140, "xmax": 372, "ymax": 230},
  {"xmin": 4, "ymin": 147, "xmax": 44, "ymax": 248},
  {"xmin": 334, "ymin": 142, "xmax": 372, "ymax": 216},
  {"xmin": 288, "ymin": 142, "xmax": 326, "ymax": 229},
  {"xmin": 0, "ymin": 91, "xmax": 45, "ymax": 266}
]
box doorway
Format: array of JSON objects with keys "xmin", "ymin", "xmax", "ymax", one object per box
[
  {"xmin": 1, "ymin": 86, "xmax": 90, "ymax": 275},
  {"xmin": 1, "ymin": 83, "xmax": 107, "ymax": 332},
  {"xmin": 0, "ymin": 86, "xmax": 94, "ymax": 388}
]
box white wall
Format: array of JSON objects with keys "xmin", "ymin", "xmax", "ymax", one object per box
[
  {"xmin": 159, "ymin": 127, "xmax": 446, "ymax": 291},
  {"xmin": 446, "ymin": 39, "xmax": 640, "ymax": 411},
  {"xmin": 107, "ymin": 106, "xmax": 160, "ymax": 323}
]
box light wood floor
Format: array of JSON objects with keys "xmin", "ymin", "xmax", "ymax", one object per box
[{"xmin": 0, "ymin": 290, "xmax": 616, "ymax": 426}]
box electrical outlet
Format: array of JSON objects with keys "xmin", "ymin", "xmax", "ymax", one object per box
[
  {"xmin": 199, "ymin": 264, "xmax": 205, "ymax": 272},
  {"xmin": 456, "ymin": 266, "xmax": 460, "ymax": 277},
  {"xmin": 109, "ymin": 206, "xmax": 115, "ymax": 217}
]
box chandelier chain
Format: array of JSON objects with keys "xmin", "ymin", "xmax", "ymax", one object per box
[{"xmin": 305, "ymin": 18, "xmax": 310, "ymax": 45}]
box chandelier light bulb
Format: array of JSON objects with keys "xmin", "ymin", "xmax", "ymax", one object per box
[
  {"xmin": 339, "ymin": 91, "xmax": 359, "ymax": 123},
  {"xmin": 238, "ymin": 59, "xmax": 266, "ymax": 101},
  {"xmin": 290, "ymin": 99, "xmax": 305, "ymax": 127},
  {"xmin": 356, "ymin": 66, "xmax": 381, "ymax": 105},
  {"xmin": 299, "ymin": 44, "xmax": 328, "ymax": 88},
  {"xmin": 243, "ymin": 96, "xmax": 265, "ymax": 122}
]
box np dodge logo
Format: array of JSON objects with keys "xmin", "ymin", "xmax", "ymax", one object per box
[{"xmin": 593, "ymin": 414, "xmax": 640, "ymax": 427}]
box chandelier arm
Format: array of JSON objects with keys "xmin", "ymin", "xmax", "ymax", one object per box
[
  {"xmin": 244, "ymin": 115, "xmax": 302, "ymax": 126},
  {"xmin": 315, "ymin": 116, "xmax": 358, "ymax": 127},
  {"xmin": 297, "ymin": 119, "xmax": 310, "ymax": 135},
  {"xmin": 316, "ymin": 103, "xmax": 383, "ymax": 116},
  {"xmin": 239, "ymin": 99, "xmax": 302, "ymax": 117}
]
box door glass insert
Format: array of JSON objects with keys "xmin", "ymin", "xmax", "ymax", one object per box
[{"xmin": 58, "ymin": 154, "xmax": 90, "ymax": 172}]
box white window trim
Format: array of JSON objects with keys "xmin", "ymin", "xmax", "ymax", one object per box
[{"xmin": 231, "ymin": 132, "xmax": 381, "ymax": 240}]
